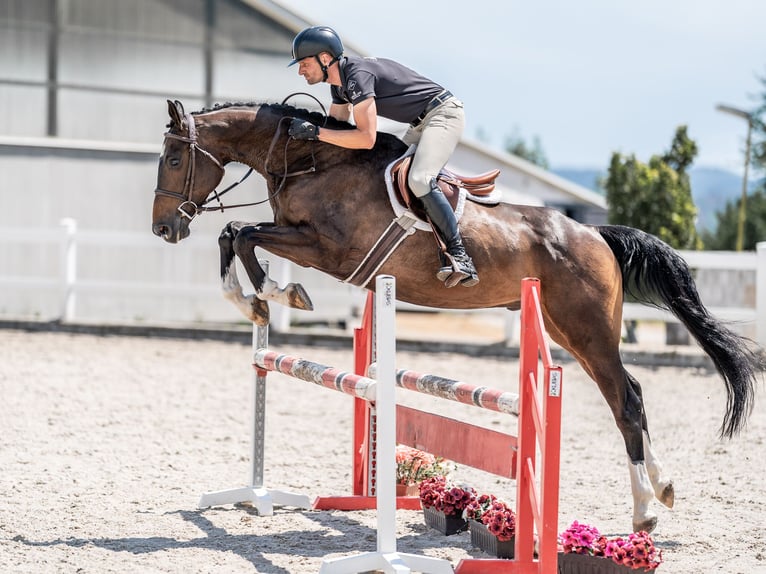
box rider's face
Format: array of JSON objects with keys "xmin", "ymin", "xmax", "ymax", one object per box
[{"xmin": 297, "ymin": 54, "xmax": 328, "ymax": 85}]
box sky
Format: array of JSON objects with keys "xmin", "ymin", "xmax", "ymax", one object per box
[{"xmin": 283, "ymin": 0, "xmax": 765, "ymax": 175}]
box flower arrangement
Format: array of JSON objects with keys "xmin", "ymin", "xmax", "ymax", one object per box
[
  {"xmin": 474, "ymin": 498, "xmax": 516, "ymax": 542},
  {"xmin": 559, "ymin": 521, "xmax": 663, "ymax": 571},
  {"xmin": 463, "ymin": 493, "xmax": 497, "ymax": 522},
  {"xmin": 395, "ymin": 445, "xmax": 451, "ymax": 486},
  {"xmin": 418, "ymin": 476, "xmax": 477, "ymax": 516}
]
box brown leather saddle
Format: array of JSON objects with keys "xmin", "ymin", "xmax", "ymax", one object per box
[{"xmin": 390, "ymin": 155, "xmax": 500, "ymax": 219}]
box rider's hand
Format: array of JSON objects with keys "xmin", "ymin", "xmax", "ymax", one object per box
[{"xmin": 288, "ymin": 118, "xmax": 319, "ymax": 141}]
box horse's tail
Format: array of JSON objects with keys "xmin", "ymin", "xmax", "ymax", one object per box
[{"xmin": 598, "ymin": 224, "xmax": 760, "ymax": 438}]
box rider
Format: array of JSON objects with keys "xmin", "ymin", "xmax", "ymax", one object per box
[{"xmin": 287, "ymin": 25, "xmax": 479, "ymax": 288}]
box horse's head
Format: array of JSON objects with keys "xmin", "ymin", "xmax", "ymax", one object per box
[{"xmin": 152, "ymin": 100, "xmax": 225, "ymax": 243}]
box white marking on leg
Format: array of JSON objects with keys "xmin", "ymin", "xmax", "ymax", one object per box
[
  {"xmin": 256, "ymin": 276, "xmax": 294, "ymax": 307},
  {"xmin": 256, "ymin": 276, "xmax": 279, "ymax": 299},
  {"xmin": 628, "ymin": 458, "xmax": 657, "ymax": 531},
  {"xmin": 221, "ymin": 264, "xmax": 256, "ymax": 320},
  {"xmin": 643, "ymin": 431, "xmax": 674, "ymax": 506}
]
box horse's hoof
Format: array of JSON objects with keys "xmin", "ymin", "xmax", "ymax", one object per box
[
  {"xmin": 251, "ymin": 297, "xmax": 270, "ymax": 326},
  {"xmin": 287, "ymin": 283, "xmax": 314, "ymax": 311},
  {"xmin": 632, "ymin": 515, "xmax": 658, "ymax": 534},
  {"xmin": 657, "ymin": 481, "xmax": 674, "ymax": 508}
]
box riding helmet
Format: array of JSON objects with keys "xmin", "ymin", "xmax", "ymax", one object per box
[{"xmin": 288, "ymin": 26, "xmax": 344, "ymax": 66}]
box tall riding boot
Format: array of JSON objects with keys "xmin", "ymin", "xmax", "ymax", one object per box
[{"xmin": 419, "ymin": 181, "xmax": 479, "ymax": 288}]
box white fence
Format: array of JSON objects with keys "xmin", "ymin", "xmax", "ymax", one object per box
[
  {"xmin": 0, "ymin": 220, "xmax": 366, "ymax": 332},
  {"xmin": 2, "ymin": 222, "xmax": 765, "ymax": 345}
]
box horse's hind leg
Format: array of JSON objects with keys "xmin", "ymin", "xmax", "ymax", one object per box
[
  {"xmin": 558, "ymin": 321, "xmax": 671, "ymax": 533},
  {"xmin": 644, "ymin": 430, "xmax": 674, "ymax": 508},
  {"xmin": 590, "ymin": 362, "xmax": 673, "ymax": 533},
  {"xmin": 622, "ymin": 368, "xmax": 675, "ymax": 510}
]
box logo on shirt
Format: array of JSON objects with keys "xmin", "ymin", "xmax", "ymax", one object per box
[{"xmin": 348, "ymin": 80, "xmax": 356, "ymax": 91}]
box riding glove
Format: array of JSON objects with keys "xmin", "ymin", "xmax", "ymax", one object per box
[{"xmin": 289, "ymin": 119, "xmax": 319, "ymax": 140}]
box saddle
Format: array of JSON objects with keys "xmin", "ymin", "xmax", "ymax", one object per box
[
  {"xmin": 343, "ymin": 153, "xmax": 501, "ymax": 288},
  {"xmin": 390, "ymin": 155, "xmax": 500, "ymax": 219}
]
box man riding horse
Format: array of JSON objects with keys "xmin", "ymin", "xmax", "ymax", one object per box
[{"xmin": 287, "ymin": 25, "xmax": 479, "ymax": 288}]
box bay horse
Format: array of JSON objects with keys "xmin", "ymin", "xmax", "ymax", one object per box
[{"xmin": 152, "ymin": 99, "xmax": 760, "ymax": 533}]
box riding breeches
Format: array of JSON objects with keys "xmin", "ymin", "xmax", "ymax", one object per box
[{"xmin": 403, "ymin": 97, "xmax": 465, "ymax": 198}]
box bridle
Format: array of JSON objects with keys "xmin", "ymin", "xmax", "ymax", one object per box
[
  {"xmin": 154, "ymin": 94, "xmax": 327, "ymax": 222},
  {"xmin": 154, "ymin": 112, "xmax": 258, "ymax": 222}
]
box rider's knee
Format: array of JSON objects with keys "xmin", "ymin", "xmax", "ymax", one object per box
[{"xmin": 407, "ymin": 170, "xmax": 433, "ymax": 198}]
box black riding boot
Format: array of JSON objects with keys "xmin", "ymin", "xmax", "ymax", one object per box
[{"xmin": 419, "ymin": 182, "xmax": 479, "ymax": 288}]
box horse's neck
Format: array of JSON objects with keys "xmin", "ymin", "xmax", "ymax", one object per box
[{"xmin": 199, "ymin": 108, "xmax": 273, "ymax": 172}]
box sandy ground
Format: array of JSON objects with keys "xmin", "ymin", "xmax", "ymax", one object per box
[{"xmin": 1, "ymin": 326, "xmax": 765, "ymax": 573}]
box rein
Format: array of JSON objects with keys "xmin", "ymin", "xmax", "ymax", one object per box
[
  {"xmin": 264, "ymin": 93, "xmax": 328, "ymax": 197},
  {"xmin": 154, "ymin": 93, "xmax": 327, "ymax": 221}
]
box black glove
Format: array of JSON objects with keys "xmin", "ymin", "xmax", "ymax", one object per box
[{"xmin": 288, "ymin": 118, "xmax": 319, "ymax": 141}]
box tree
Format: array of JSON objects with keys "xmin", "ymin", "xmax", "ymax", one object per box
[
  {"xmin": 603, "ymin": 125, "xmax": 700, "ymax": 250},
  {"xmin": 702, "ymin": 189, "xmax": 766, "ymax": 250},
  {"xmin": 704, "ymin": 70, "xmax": 766, "ymax": 250},
  {"xmin": 752, "ymin": 72, "xmax": 766, "ymax": 179},
  {"xmin": 503, "ymin": 127, "xmax": 549, "ymax": 169}
]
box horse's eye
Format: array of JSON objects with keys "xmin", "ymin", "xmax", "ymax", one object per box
[{"xmin": 168, "ymin": 157, "xmax": 181, "ymax": 168}]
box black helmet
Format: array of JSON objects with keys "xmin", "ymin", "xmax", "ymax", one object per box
[{"xmin": 288, "ymin": 26, "xmax": 344, "ymax": 66}]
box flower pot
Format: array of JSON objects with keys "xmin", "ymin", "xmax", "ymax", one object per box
[
  {"xmin": 422, "ymin": 505, "xmax": 468, "ymax": 535},
  {"xmin": 469, "ymin": 519, "xmax": 514, "ymax": 559},
  {"xmin": 558, "ymin": 552, "xmax": 657, "ymax": 574},
  {"xmin": 396, "ymin": 483, "xmax": 420, "ymax": 497}
]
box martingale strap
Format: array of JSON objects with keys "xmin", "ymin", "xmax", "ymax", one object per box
[{"xmin": 343, "ymin": 213, "xmax": 419, "ymax": 288}]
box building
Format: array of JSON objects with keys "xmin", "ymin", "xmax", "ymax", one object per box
[{"xmin": 0, "ymin": 0, "xmax": 606, "ymax": 326}]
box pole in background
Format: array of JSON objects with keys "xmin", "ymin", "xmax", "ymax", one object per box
[{"xmin": 716, "ymin": 103, "xmax": 754, "ymax": 252}]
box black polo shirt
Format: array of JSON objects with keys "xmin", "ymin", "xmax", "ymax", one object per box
[{"xmin": 331, "ymin": 56, "xmax": 445, "ymax": 124}]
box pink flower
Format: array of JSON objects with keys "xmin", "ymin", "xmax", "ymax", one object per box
[
  {"xmin": 560, "ymin": 522, "xmax": 663, "ymax": 570},
  {"xmin": 396, "ymin": 445, "xmax": 450, "ymax": 486}
]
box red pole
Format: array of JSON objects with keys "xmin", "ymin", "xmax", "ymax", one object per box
[
  {"xmin": 515, "ymin": 278, "xmax": 540, "ymax": 567},
  {"xmin": 352, "ymin": 293, "xmax": 375, "ymax": 496}
]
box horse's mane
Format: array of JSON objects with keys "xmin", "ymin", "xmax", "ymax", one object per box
[
  {"xmin": 194, "ymin": 101, "xmax": 353, "ymax": 131},
  {"xmin": 192, "ymin": 100, "xmax": 407, "ymax": 158}
]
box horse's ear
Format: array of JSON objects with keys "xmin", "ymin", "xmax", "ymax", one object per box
[{"xmin": 167, "ymin": 99, "xmax": 185, "ymax": 129}]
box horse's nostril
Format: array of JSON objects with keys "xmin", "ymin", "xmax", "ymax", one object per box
[{"xmin": 152, "ymin": 223, "xmax": 169, "ymax": 237}]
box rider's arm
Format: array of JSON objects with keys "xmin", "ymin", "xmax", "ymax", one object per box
[
  {"xmin": 329, "ymin": 102, "xmax": 351, "ymax": 122},
  {"xmin": 319, "ymin": 98, "xmax": 377, "ymax": 149}
]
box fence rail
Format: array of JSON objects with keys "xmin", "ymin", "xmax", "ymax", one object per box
[{"xmin": 2, "ymin": 222, "xmax": 765, "ymax": 345}]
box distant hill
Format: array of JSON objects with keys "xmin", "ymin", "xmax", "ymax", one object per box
[{"xmin": 552, "ymin": 166, "xmax": 749, "ymax": 232}]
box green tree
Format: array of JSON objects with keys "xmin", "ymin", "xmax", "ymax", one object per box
[
  {"xmin": 702, "ymin": 190, "xmax": 766, "ymax": 250},
  {"xmin": 704, "ymin": 70, "xmax": 766, "ymax": 250},
  {"xmin": 504, "ymin": 127, "xmax": 549, "ymax": 169},
  {"xmin": 603, "ymin": 126, "xmax": 700, "ymax": 249},
  {"xmin": 752, "ymin": 72, "xmax": 766, "ymax": 179}
]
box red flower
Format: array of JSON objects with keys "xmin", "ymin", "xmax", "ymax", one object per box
[
  {"xmin": 418, "ymin": 476, "xmax": 476, "ymax": 516},
  {"xmin": 480, "ymin": 500, "xmax": 516, "ymax": 542}
]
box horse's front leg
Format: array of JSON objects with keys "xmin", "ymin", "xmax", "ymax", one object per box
[
  {"xmin": 218, "ymin": 221, "xmax": 271, "ymax": 325},
  {"xmin": 218, "ymin": 221, "xmax": 316, "ymax": 325}
]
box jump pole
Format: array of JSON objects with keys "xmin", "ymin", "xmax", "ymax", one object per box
[
  {"xmin": 315, "ymin": 304, "xmax": 522, "ymax": 511},
  {"xmin": 197, "ymin": 260, "xmax": 311, "ymax": 515}
]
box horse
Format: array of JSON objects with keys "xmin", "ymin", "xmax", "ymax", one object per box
[{"xmin": 152, "ymin": 99, "xmax": 760, "ymax": 533}]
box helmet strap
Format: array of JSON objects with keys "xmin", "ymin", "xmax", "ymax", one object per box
[{"xmin": 316, "ymin": 54, "xmax": 340, "ymax": 82}]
